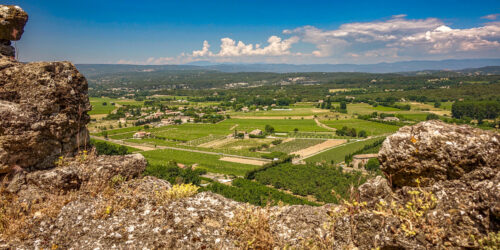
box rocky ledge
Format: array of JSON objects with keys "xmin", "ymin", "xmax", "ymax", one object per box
[{"xmin": 0, "ymin": 5, "xmax": 90, "ymax": 175}]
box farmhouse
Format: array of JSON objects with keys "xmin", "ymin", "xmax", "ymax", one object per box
[
  {"xmin": 352, "ymin": 154, "xmax": 378, "ymax": 169},
  {"xmin": 133, "ymin": 131, "xmax": 151, "ymax": 139},
  {"xmin": 383, "ymin": 117, "xmax": 400, "ymax": 122},
  {"xmin": 249, "ymin": 129, "xmax": 263, "ymax": 136}
]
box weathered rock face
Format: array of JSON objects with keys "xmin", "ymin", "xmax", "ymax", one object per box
[
  {"xmin": 0, "ymin": 5, "xmax": 28, "ymax": 41},
  {"xmin": 0, "ymin": 58, "xmax": 91, "ymax": 173},
  {"xmin": 0, "ymin": 4, "xmax": 87, "ymax": 174},
  {"xmin": 379, "ymin": 120, "xmax": 500, "ymax": 187},
  {"xmin": 0, "ymin": 40, "xmax": 14, "ymax": 57}
]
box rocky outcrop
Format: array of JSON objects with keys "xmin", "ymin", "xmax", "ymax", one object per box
[
  {"xmin": 0, "ymin": 5, "xmax": 28, "ymax": 58},
  {"xmin": 0, "ymin": 59, "xmax": 91, "ymax": 174},
  {"xmin": 379, "ymin": 120, "xmax": 500, "ymax": 187},
  {"xmin": 0, "ymin": 4, "xmax": 90, "ymax": 174}
]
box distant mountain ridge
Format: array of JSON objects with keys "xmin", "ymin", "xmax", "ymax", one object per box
[
  {"xmin": 201, "ymin": 59, "xmax": 500, "ymax": 73},
  {"xmin": 76, "ymin": 58, "xmax": 500, "ymax": 76}
]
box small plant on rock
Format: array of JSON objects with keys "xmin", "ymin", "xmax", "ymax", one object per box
[{"xmin": 155, "ymin": 183, "xmax": 199, "ymax": 204}]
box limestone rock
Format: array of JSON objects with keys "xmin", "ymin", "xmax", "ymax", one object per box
[
  {"xmin": 25, "ymin": 154, "xmax": 147, "ymax": 193},
  {"xmin": 0, "ymin": 40, "xmax": 14, "ymax": 57},
  {"xmin": 379, "ymin": 120, "xmax": 500, "ymax": 187},
  {"xmin": 358, "ymin": 175, "xmax": 394, "ymax": 206},
  {"xmin": 0, "ymin": 58, "xmax": 91, "ymax": 173},
  {"xmin": 0, "ymin": 5, "xmax": 28, "ymax": 41}
]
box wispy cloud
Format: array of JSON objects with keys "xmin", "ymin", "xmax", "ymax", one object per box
[{"xmin": 481, "ymin": 14, "xmax": 499, "ymax": 20}]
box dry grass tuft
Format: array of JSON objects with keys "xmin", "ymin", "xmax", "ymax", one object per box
[{"xmin": 227, "ymin": 206, "xmax": 277, "ymax": 249}]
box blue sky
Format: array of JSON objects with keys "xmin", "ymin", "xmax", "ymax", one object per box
[{"xmin": 9, "ymin": 0, "xmax": 500, "ymax": 64}]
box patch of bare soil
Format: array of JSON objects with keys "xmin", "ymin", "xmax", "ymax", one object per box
[
  {"xmin": 292, "ymin": 139, "xmax": 346, "ymax": 158},
  {"xmin": 219, "ymin": 157, "xmax": 268, "ymax": 166},
  {"xmin": 198, "ymin": 137, "xmax": 234, "ymax": 148},
  {"xmin": 231, "ymin": 116, "xmax": 314, "ymax": 120}
]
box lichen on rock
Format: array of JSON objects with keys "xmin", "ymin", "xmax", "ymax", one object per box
[{"xmin": 379, "ymin": 120, "xmax": 500, "ymax": 188}]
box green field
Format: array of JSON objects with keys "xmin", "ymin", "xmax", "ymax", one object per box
[
  {"xmin": 95, "ymin": 125, "xmax": 145, "ymax": 136},
  {"xmin": 108, "ymin": 123, "xmax": 232, "ymax": 141},
  {"xmin": 305, "ymin": 137, "xmax": 385, "ymax": 164},
  {"xmin": 397, "ymin": 113, "xmax": 429, "ymax": 121},
  {"xmin": 218, "ymin": 138, "xmax": 274, "ymax": 150},
  {"xmin": 89, "ymin": 98, "xmax": 117, "ymax": 115},
  {"xmin": 229, "ymin": 106, "xmax": 330, "ymax": 117},
  {"xmin": 104, "ymin": 118, "xmax": 329, "ymax": 141},
  {"xmin": 141, "ymin": 149, "xmax": 259, "ymax": 176},
  {"xmin": 221, "ymin": 119, "xmax": 329, "ymax": 133},
  {"xmin": 270, "ymin": 139, "xmax": 325, "ymax": 153},
  {"xmin": 346, "ymin": 103, "xmax": 399, "ymax": 114},
  {"xmin": 322, "ymin": 119, "xmax": 400, "ymax": 135},
  {"xmin": 440, "ymin": 102, "xmax": 454, "ymax": 110},
  {"xmin": 89, "ymin": 97, "xmax": 145, "ymax": 115}
]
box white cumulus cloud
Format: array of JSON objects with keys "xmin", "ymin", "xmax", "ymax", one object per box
[{"xmin": 191, "ymin": 35, "xmax": 299, "ymax": 58}]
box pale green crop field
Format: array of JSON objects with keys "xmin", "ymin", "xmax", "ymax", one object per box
[
  {"xmin": 218, "ymin": 138, "xmax": 274, "ymax": 150},
  {"xmin": 305, "ymin": 137, "xmax": 385, "ymax": 164},
  {"xmin": 346, "ymin": 103, "xmax": 400, "ymax": 114},
  {"xmin": 141, "ymin": 149, "xmax": 258, "ymax": 176},
  {"xmin": 221, "ymin": 119, "xmax": 329, "ymax": 133},
  {"xmin": 270, "ymin": 139, "xmax": 325, "ymax": 153},
  {"xmin": 108, "ymin": 123, "xmax": 233, "ymax": 141},
  {"xmin": 89, "ymin": 97, "xmax": 146, "ymax": 115},
  {"xmin": 229, "ymin": 107, "xmax": 330, "ymax": 117},
  {"xmin": 89, "ymin": 97, "xmax": 117, "ymax": 115},
  {"xmin": 396, "ymin": 113, "xmax": 429, "ymax": 121},
  {"xmin": 321, "ymin": 119, "xmax": 400, "ymax": 135}
]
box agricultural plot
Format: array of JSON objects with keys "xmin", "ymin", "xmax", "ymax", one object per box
[
  {"xmin": 270, "ymin": 139, "xmax": 325, "ymax": 153},
  {"xmin": 106, "ymin": 123, "xmax": 233, "ymax": 141},
  {"xmin": 396, "ymin": 112, "xmax": 429, "ymax": 121},
  {"xmin": 186, "ymin": 134, "xmax": 228, "ymax": 147},
  {"xmin": 288, "ymin": 132, "xmax": 340, "ymax": 139},
  {"xmin": 219, "ymin": 157, "xmax": 267, "ymax": 166},
  {"xmin": 291, "ymin": 139, "xmax": 346, "ymax": 158},
  {"xmin": 321, "ymin": 119, "xmax": 399, "ymax": 136},
  {"xmin": 123, "ymin": 138, "xmax": 179, "ymax": 147},
  {"xmin": 229, "ymin": 107, "xmax": 329, "ymax": 118},
  {"xmin": 141, "ymin": 149, "xmax": 258, "ymax": 176},
  {"xmin": 153, "ymin": 124, "xmax": 233, "ymax": 141},
  {"xmin": 221, "ymin": 119, "xmax": 329, "ymax": 133},
  {"xmin": 217, "ymin": 138, "xmax": 275, "ymax": 150},
  {"xmin": 89, "ymin": 97, "xmax": 144, "ymax": 113},
  {"xmin": 305, "ymin": 137, "xmax": 385, "ymax": 164},
  {"xmin": 346, "ymin": 103, "xmax": 399, "ymax": 114},
  {"xmin": 88, "ymin": 102, "xmax": 116, "ymax": 115}
]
